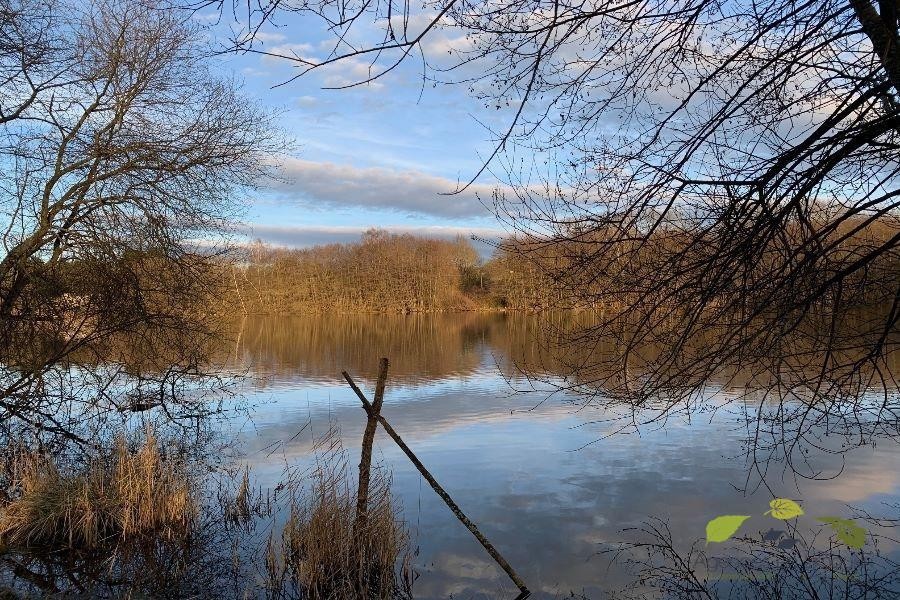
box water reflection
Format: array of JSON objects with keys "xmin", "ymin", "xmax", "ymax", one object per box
[
  {"xmin": 608, "ymin": 515, "xmax": 900, "ymax": 599},
  {"xmin": 228, "ymin": 314, "xmax": 900, "ymax": 599},
  {"xmin": 225, "ymin": 313, "xmax": 500, "ymax": 387}
]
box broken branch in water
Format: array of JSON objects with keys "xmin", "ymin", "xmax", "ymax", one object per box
[
  {"xmin": 343, "ymin": 363, "xmax": 531, "ymax": 598},
  {"xmin": 355, "ymin": 357, "xmax": 389, "ymax": 533}
]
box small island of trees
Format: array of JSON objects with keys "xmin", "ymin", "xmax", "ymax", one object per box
[{"xmin": 226, "ymin": 229, "xmax": 570, "ymax": 314}]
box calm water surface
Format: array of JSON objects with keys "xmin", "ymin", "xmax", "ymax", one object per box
[{"xmin": 224, "ymin": 313, "xmax": 900, "ymax": 599}]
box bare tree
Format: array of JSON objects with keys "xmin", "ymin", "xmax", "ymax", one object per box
[
  {"xmin": 0, "ymin": 0, "xmax": 279, "ymax": 445},
  {"xmin": 202, "ymin": 0, "xmax": 900, "ymax": 466},
  {"xmin": 0, "ymin": 0, "xmax": 69, "ymax": 126}
]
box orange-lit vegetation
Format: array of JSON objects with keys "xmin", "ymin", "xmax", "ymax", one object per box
[
  {"xmin": 0, "ymin": 0, "xmax": 277, "ymax": 443},
  {"xmin": 0, "ymin": 433, "xmax": 195, "ymax": 554},
  {"xmin": 225, "ymin": 217, "xmax": 898, "ymax": 316},
  {"xmin": 226, "ymin": 229, "xmax": 570, "ymax": 314}
]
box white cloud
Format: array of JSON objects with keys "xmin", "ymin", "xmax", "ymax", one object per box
[
  {"xmin": 252, "ymin": 31, "xmax": 288, "ymax": 44},
  {"xmin": 236, "ymin": 223, "xmax": 505, "ymax": 256},
  {"xmin": 260, "ymin": 42, "xmax": 317, "ymax": 65},
  {"xmin": 270, "ymin": 158, "xmax": 499, "ymax": 218},
  {"xmin": 241, "ymin": 66, "xmax": 271, "ymax": 78},
  {"xmin": 192, "ymin": 11, "xmax": 220, "ymax": 24},
  {"xmin": 295, "ymin": 95, "xmax": 319, "ymax": 107},
  {"xmin": 320, "ymin": 57, "xmax": 386, "ymax": 89}
]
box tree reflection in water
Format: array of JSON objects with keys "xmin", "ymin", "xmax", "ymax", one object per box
[{"xmin": 0, "ymin": 312, "xmax": 897, "ymax": 598}]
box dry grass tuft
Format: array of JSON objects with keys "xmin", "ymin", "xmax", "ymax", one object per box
[
  {"xmin": 0, "ymin": 432, "xmax": 196, "ymax": 554},
  {"xmin": 263, "ymin": 440, "xmax": 413, "ymax": 599}
]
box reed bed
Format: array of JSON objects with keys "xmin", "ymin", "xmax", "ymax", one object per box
[
  {"xmin": 0, "ymin": 427, "xmax": 413, "ymax": 598},
  {"xmin": 262, "ymin": 439, "xmax": 414, "ymax": 599},
  {"xmin": 0, "ymin": 433, "xmax": 196, "ymax": 554}
]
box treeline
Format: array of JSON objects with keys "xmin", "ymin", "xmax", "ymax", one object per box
[
  {"xmin": 224, "ymin": 229, "xmax": 569, "ymax": 314},
  {"xmin": 224, "ymin": 215, "xmax": 898, "ymax": 316}
]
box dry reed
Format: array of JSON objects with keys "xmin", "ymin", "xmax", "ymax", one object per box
[
  {"xmin": 263, "ymin": 441, "xmax": 413, "ymax": 599},
  {"xmin": 0, "ymin": 432, "xmax": 196, "ymax": 554}
]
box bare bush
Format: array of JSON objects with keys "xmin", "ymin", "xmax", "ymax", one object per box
[{"xmin": 0, "ymin": 0, "xmax": 280, "ymax": 443}]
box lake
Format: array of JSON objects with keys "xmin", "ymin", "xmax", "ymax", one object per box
[{"xmin": 224, "ymin": 312, "xmax": 900, "ymax": 599}]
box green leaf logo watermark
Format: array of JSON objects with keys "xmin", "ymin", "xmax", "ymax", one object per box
[
  {"xmin": 706, "ymin": 515, "xmax": 751, "ymax": 543},
  {"xmin": 765, "ymin": 498, "xmax": 804, "ymax": 520},
  {"xmin": 817, "ymin": 517, "xmax": 867, "ymax": 550},
  {"xmin": 704, "ymin": 499, "xmax": 868, "ymax": 550}
]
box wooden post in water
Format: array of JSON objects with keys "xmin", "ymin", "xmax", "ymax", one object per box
[
  {"xmin": 355, "ymin": 357, "xmax": 389, "ymax": 531},
  {"xmin": 343, "ymin": 364, "xmax": 531, "ymax": 599}
]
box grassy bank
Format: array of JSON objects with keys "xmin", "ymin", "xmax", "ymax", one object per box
[{"xmin": 0, "ymin": 430, "xmax": 412, "ymax": 599}]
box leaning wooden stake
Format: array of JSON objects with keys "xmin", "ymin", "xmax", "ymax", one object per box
[
  {"xmin": 355, "ymin": 357, "xmax": 389, "ymax": 531},
  {"xmin": 343, "ymin": 366, "xmax": 531, "ymax": 598}
]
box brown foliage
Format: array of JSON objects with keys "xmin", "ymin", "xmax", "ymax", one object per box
[
  {"xmin": 227, "ymin": 229, "xmax": 583, "ymax": 314},
  {"xmin": 229, "ymin": 230, "xmax": 483, "ymax": 313}
]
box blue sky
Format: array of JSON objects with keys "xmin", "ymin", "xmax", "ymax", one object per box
[{"xmin": 198, "ymin": 8, "xmax": 514, "ymax": 252}]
